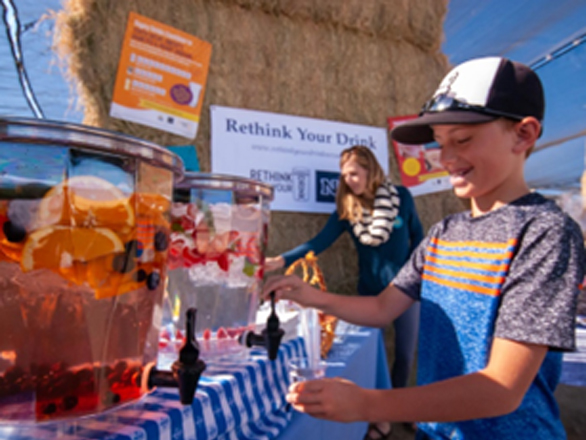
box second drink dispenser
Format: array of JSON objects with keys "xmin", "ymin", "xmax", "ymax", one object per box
[{"xmin": 159, "ymin": 173, "xmax": 276, "ymax": 366}]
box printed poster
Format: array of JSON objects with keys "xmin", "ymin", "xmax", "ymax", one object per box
[
  {"xmin": 110, "ymin": 12, "xmax": 212, "ymax": 139},
  {"xmin": 211, "ymin": 106, "xmax": 389, "ymax": 213},
  {"xmin": 388, "ymin": 115, "xmax": 452, "ymax": 196}
]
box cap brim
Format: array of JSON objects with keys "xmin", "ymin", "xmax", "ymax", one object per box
[{"xmin": 390, "ymin": 111, "xmax": 497, "ymax": 145}]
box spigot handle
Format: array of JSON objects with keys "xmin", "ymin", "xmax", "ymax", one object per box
[
  {"xmin": 144, "ymin": 308, "xmax": 206, "ymax": 405},
  {"xmin": 267, "ymin": 291, "xmax": 280, "ymax": 332},
  {"xmin": 186, "ymin": 308, "xmax": 197, "ymax": 344},
  {"xmin": 179, "ymin": 308, "xmax": 200, "ymax": 364},
  {"xmin": 238, "ymin": 292, "xmax": 284, "ymax": 360},
  {"xmin": 173, "ymin": 307, "xmax": 206, "ymax": 404},
  {"xmin": 265, "ymin": 328, "xmax": 285, "ymax": 361},
  {"xmin": 265, "ymin": 291, "xmax": 284, "ymax": 360}
]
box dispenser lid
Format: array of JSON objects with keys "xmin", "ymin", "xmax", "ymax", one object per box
[
  {"xmin": 0, "ymin": 117, "xmax": 184, "ymax": 179},
  {"xmin": 176, "ymin": 172, "xmax": 274, "ymax": 201}
]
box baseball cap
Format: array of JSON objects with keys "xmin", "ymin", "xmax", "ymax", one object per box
[{"xmin": 391, "ymin": 57, "xmax": 545, "ymax": 145}]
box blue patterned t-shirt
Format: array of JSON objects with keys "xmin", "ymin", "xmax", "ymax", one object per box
[{"xmin": 393, "ymin": 192, "xmax": 585, "ymax": 440}]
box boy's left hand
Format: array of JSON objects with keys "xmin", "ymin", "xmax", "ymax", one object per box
[{"xmin": 286, "ymin": 377, "xmax": 366, "ymax": 422}]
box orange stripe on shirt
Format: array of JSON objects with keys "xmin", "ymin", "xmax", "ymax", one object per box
[
  {"xmin": 430, "ymin": 237, "xmax": 517, "ymax": 250},
  {"xmin": 424, "ymin": 264, "xmax": 505, "ymax": 285},
  {"xmin": 426, "ymin": 255, "xmax": 510, "ymax": 273},
  {"xmin": 428, "ymin": 246, "xmax": 514, "ymax": 260},
  {"xmin": 422, "ymin": 272, "xmax": 501, "ymax": 296}
]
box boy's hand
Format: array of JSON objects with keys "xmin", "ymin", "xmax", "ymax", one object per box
[
  {"xmin": 261, "ymin": 274, "xmax": 319, "ymax": 306},
  {"xmin": 264, "ymin": 256, "xmax": 285, "ymax": 272},
  {"xmin": 286, "ymin": 378, "xmax": 366, "ymax": 422}
]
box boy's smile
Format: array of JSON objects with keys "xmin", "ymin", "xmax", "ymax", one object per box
[{"xmin": 433, "ymin": 119, "xmax": 530, "ymax": 215}]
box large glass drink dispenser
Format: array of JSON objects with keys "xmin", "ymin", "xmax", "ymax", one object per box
[
  {"xmin": 0, "ymin": 118, "xmax": 183, "ymax": 422},
  {"xmin": 160, "ymin": 173, "xmax": 274, "ymax": 364}
]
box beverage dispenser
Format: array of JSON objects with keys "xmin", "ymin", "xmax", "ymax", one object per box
[
  {"xmin": 0, "ymin": 117, "xmax": 202, "ymax": 422},
  {"xmin": 160, "ymin": 173, "xmax": 275, "ymax": 364}
]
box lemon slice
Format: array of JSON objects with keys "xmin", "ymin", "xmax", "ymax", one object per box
[{"xmin": 21, "ymin": 226, "xmax": 124, "ymax": 272}]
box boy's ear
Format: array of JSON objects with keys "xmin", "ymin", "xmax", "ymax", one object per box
[{"xmin": 513, "ymin": 117, "xmax": 541, "ymax": 154}]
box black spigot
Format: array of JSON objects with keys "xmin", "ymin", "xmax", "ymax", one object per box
[
  {"xmin": 144, "ymin": 308, "xmax": 206, "ymax": 404},
  {"xmin": 239, "ymin": 291, "xmax": 285, "ymax": 360}
]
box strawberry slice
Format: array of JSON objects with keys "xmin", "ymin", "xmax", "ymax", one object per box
[
  {"xmin": 217, "ymin": 252, "xmax": 230, "ymax": 271},
  {"xmin": 180, "ymin": 216, "xmax": 195, "ymax": 232},
  {"xmin": 183, "ymin": 247, "xmax": 205, "ymax": 267},
  {"xmin": 226, "ymin": 327, "xmax": 240, "ymax": 339}
]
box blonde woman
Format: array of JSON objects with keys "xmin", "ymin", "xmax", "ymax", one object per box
[{"xmin": 265, "ymin": 145, "xmax": 423, "ymax": 439}]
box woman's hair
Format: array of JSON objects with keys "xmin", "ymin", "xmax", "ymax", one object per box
[{"xmin": 336, "ymin": 145, "xmax": 387, "ymax": 222}]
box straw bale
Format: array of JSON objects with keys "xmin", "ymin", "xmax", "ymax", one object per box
[
  {"xmin": 54, "ymin": 0, "xmax": 460, "ymax": 295},
  {"xmin": 200, "ymin": 0, "xmax": 446, "ymax": 51}
]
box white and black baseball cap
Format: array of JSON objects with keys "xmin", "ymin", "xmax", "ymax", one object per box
[{"xmin": 391, "ymin": 57, "xmax": 545, "ymax": 145}]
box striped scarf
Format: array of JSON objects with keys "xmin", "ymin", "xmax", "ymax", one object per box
[{"xmin": 351, "ymin": 179, "xmax": 400, "ymax": 246}]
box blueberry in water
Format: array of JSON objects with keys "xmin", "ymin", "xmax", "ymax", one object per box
[
  {"xmin": 43, "ymin": 402, "xmax": 57, "ymax": 415},
  {"xmin": 147, "ymin": 272, "xmax": 161, "ymax": 290},
  {"xmin": 133, "ymin": 269, "xmax": 147, "ymax": 282},
  {"xmin": 112, "ymin": 253, "xmax": 136, "ymax": 273},
  {"xmin": 62, "ymin": 395, "xmax": 78, "ymax": 410},
  {"xmin": 153, "ymin": 231, "xmax": 168, "ymax": 251},
  {"xmin": 125, "ymin": 240, "xmax": 143, "ymax": 258},
  {"xmin": 3, "ymin": 221, "xmax": 26, "ymax": 243}
]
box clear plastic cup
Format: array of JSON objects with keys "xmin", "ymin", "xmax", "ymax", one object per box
[{"xmin": 288, "ymin": 357, "xmax": 327, "ymax": 383}]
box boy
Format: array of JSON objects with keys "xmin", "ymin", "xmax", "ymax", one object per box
[{"xmin": 263, "ymin": 57, "xmax": 585, "ymax": 439}]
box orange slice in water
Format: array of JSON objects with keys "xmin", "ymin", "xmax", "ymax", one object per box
[
  {"xmin": 21, "ymin": 226, "xmax": 124, "ymax": 272},
  {"xmin": 36, "ymin": 176, "xmax": 134, "ymax": 232},
  {"xmin": 85, "ymin": 256, "xmax": 148, "ymax": 299}
]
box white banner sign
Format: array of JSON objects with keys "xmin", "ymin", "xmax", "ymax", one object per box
[{"xmin": 211, "ymin": 106, "xmax": 389, "ymax": 213}]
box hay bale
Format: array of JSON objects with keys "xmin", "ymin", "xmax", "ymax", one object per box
[
  {"xmin": 54, "ymin": 0, "xmax": 460, "ymax": 294},
  {"xmin": 203, "ymin": 0, "xmax": 446, "ymax": 51}
]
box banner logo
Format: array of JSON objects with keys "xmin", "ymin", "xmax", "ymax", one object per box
[
  {"xmin": 291, "ymin": 168, "xmax": 311, "ymax": 202},
  {"xmin": 316, "ymin": 170, "xmax": 339, "ymax": 203}
]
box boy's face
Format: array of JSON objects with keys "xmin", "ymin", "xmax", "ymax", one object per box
[{"xmin": 432, "ymin": 119, "xmax": 526, "ymax": 205}]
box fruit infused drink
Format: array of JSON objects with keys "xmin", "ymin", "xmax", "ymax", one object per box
[
  {"xmin": 0, "ymin": 118, "xmax": 182, "ymax": 422},
  {"xmin": 160, "ymin": 173, "xmax": 273, "ymax": 365}
]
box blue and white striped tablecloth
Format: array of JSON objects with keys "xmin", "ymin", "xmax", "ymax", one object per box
[{"xmin": 0, "ymin": 338, "xmax": 306, "ymax": 440}]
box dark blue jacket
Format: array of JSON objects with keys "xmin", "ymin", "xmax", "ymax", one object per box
[{"xmin": 282, "ymin": 186, "xmax": 423, "ymax": 296}]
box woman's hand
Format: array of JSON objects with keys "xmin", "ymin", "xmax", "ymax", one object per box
[
  {"xmin": 264, "ymin": 256, "xmax": 285, "ymax": 272},
  {"xmin": 287, "ymin": 378, "xmax": 367, "ymax": 422},
  {"xmin": 262, "ymin": 274, "xmax": 319, "ymax": 307}
]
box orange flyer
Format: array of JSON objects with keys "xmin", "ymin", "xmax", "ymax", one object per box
[
  {"xmin": 110, "ymin": 12, "xmax": 212, "ymax": 139},
  {"xmin": 388, "ymin": 115, "xmax": 452, "ymax": 196}
]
